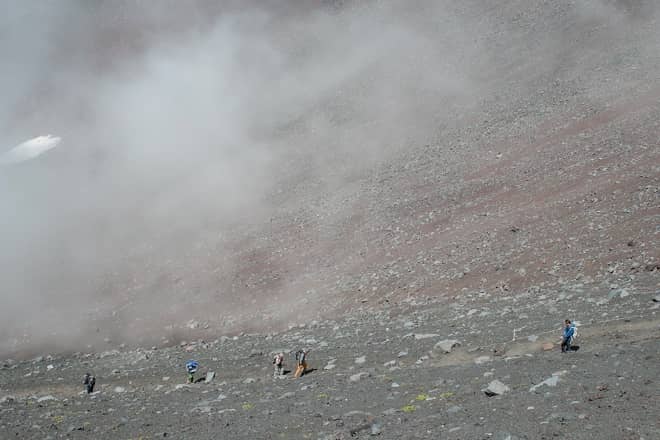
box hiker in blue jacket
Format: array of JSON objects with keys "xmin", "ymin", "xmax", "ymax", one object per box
[
  {"xmin": 561, "ymin": 320, "xmax": 575, "ymax": 353},
  {"xmin": 186, "ymin": 360, "xmax": 199, "ymax": 383}
]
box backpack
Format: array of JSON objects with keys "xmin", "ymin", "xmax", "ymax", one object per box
[
  {"xmin": 186, "ymin": 360, "xmax": 199, "ymax": 374},
  {"xmin": 570, "ymin": 324, "xmax": 578, "ymax": 344}
]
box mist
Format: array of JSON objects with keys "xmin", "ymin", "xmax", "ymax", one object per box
[{"xmin": 1, "ymin": 0, "xmax": 657, "ymax": 357}]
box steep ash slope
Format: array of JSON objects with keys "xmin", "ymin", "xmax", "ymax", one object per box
[
  {"xmin": 1, "ymin": 1, "xmax": 659, "ymax": 439},
  {"xmin": 1, "ymin": 0, "xmax": 659, "ymax": 364},
  {"xmin": 98, "ymin": 0, "xmax": 660, "ymax": 344}
]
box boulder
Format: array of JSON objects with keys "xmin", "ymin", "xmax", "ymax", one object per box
[
  {"xmin": 484, "ymin": 380, "xmax": 510, "ymax": 396},
  {"xmin": 434, "ymin": 340, "xmax": 461, "ymax": 353}
]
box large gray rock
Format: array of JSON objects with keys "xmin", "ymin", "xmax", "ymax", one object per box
[
  {"xmin": 484, "ymin": 380, "xmax": 510, "ymax": 396},
  {"xmin": 434, "ymin": 339, "xmax": 460, "ymax": 353},
  {"xmin": 529, "ymin": 375, "xmax": 560, "ymax": 393}
]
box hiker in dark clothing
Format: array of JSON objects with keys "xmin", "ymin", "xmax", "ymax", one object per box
[
  {"xmin": 294, "ymin": 349, "xmax": 309, "ymax": 378},
  {"xmin": 83, "ymin": 373, "xmax": 96, "ymax": 393}
]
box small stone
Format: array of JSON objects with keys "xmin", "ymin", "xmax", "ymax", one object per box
[
  {"xmin": 37, "ymin": 395, "xmax": 57, "ymax": 403},
  {"xmin": 474, "ymin": 356, "xmax": 491, "ymax": 364},
  {"xmin": 0, "ymin": 395, "xmax": 16, "ymax": 404},
  {"xmin": 114, "ymin": 386, "xmax": 125, "ymax": 393},
  {"xmin": 355, "ymin": 356, "xmax": 366, "ymax": 364},
  {"xmin": 350, "ymin": 372, "xmax": 369, "ymax": 382},
  {"xmin": 484, "ymin": 380, "xmax": 510, "ymax": 396},
  {"xmin": 243, "ymin": 378, "xmax": 256, "ymax": 384},
  {"xmin": 608, "ymin": 289, "xmax": 628, "ymax": 300},
  {"xmin": 413, "ymin": 333, "xmax": 439, "ymax": 340},
  {"xmin": 204, "ymin": 372, "xmax": 215, "ymax": 383}
]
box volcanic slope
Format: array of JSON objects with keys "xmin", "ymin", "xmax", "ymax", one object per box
[
  {"xmin": 97, "ymin": 0, "xmax": 660, "ymax": 342},
  {"xmin": 1, "ymin": 0, "xmax": 660, "ymax": 439}
]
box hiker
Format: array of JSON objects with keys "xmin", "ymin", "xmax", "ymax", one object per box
[
  {"xmin": 273, "ymin": 352, "xmax": 285, "ymax": 378},
  {"xmin": 186, "ymin": 360, "xmax": 199, "ymax": 383},
  {"xmin": 83, "ymin": 372, "xmax": 96, "ymax": 394},
  {"xmin": 293, "ymin": 349, "xmax": 309, "ymax": 378},
  {"xmin": 561, "ymin": 319, "xmax": 575, "ymax": 353}
]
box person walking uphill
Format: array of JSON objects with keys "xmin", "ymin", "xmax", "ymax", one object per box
[
  {"xmin": 186, "ymin": 360, "xmax": 199, "ymax": 383},
  {"xmin": 83, "ymin": 372, "xmax": 96, "ymax": 394},
  {"xmin": 273, "ymin": 352, "xmax": 285, "ymax": 379},
  {"xmin": 293, "ymin": 349, "xmax": 309, "ymax": 378},
  {"xmin": 561, "ymin": 320, "xmax": 575, "ymax": 353}
]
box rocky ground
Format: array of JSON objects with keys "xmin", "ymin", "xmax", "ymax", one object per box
[
  {"xmin": 1, "ymin": 272, "xmax": 658, "ymax": 439},
  {"xmin": 2, "ymin": 0, "xmax": 660, "ymax": 439}
]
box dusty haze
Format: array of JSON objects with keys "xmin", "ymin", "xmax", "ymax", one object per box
[{"xmin": 1, "ymin": 0, "xmax": 658, "ymax": 357}]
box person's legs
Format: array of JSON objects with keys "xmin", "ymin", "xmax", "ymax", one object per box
[{"xmin": 561, "ymin": 337, "xmax": 569, "ymax": 352}]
